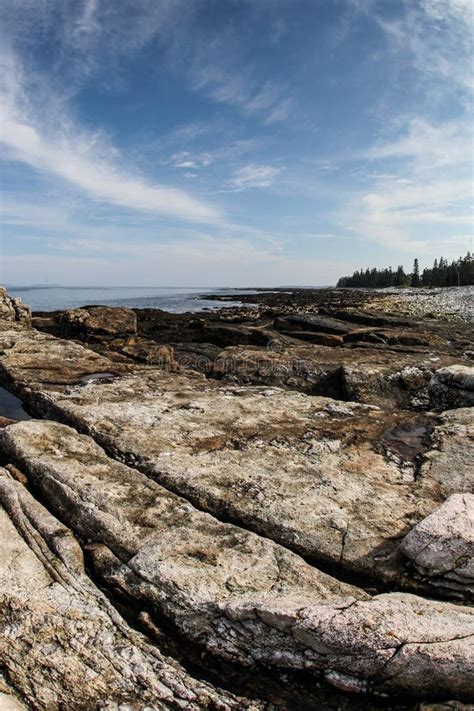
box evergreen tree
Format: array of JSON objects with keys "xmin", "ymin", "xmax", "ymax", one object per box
[
  {"xmin": 410, "ymin": 258, "xmax": 421, "ymax": 287},
  {"xmin": 336, "ymin": 252, "xmax": 473, "ymax": 289}
]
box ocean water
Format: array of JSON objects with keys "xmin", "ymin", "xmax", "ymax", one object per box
[{"xmin": 6, "ymin": 286, "xmax": 256, "ymax": 313}]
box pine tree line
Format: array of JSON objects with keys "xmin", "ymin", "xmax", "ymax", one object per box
[{"xmin": 337, "ymin": 252, "xmax": 474, "ymax": 289}]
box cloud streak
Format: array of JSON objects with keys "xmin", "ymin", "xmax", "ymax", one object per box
[
  {"xmin": 345, "ymin": 116, "xmax": 473, "ymax": 254},
  {"xmin": 0, "ymin": 49, "xmax": 221, "ymax": 225},
  {"xmin": 369, "ymin": 0, "xmax": 474, "ymax": 98},
  {"xmin": 226, "ymin": 164, "xmax": 281, "ymax": 191}
]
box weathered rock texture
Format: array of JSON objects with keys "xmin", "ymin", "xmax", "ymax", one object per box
[
  {"xmin": 59, "ymin": 305, "xmax": 137, "ymax": 338},
  {"xmin": 0, "ymin": 320, "xmax": 127, "ymax": 387},
  {"xmin": 1, "ymin": 421, "xmax": 474, "ymax": 700},
  {"xmin": 417, "ymin": 407, "xmax": 474, "ymax": 502},
  {"xmin": 209, "ymin": 344, "xmax": 458, "ymax": 409},
  {"xmin": 0, "ymin": 466, "xmax": 248, "ymax": 710},
  {"xmin": 0, "ymin": 324, "xmax": 473, "ymax": 598},
  {"xmin": 429, "ymin": 365, "xmax": 474, "ymax": 410},
  {"xmin": 33, "ymin": 288, "xmax": 474, "ymax": 410},
  {"xmin": 1, "ymin": 286, "xmax": 473, "ymax": 707},
  {"xmin": 401, "ymin": 494, "xmax": 474, "ymax": 597},
  {"xmin": 0, "ymin": 287, "xmax": 31, "ymax": 327}
]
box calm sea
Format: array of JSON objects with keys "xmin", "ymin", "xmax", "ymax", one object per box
[{"xmin": 6, "ymin": 286, "xmax": 256, "ymax": 313}]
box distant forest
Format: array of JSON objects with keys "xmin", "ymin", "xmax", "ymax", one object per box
[{"xmin": 337, "ymin": 252, "xmax": 474, "ymax": 289}]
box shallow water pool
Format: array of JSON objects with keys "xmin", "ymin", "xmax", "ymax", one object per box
[{"xmin": 0, "ymin": 387, "xmax": 32, "ymax": 421}]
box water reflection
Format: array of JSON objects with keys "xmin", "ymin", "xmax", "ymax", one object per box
[{"xmin": 0, "ymin": 388, "xmax": 32, "ymax": 421}]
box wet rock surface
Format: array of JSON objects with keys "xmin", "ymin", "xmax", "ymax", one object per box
[{"xmin": 0, "ymin": 284, "xmax": 473, "ymax": 708}]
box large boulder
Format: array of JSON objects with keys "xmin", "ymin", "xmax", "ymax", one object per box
[
  {"xmin": 59, "ymin": 306, "xmax": 137, "ymax": 338},
  {"xmin": 429, "ymin": 365, "xmax": 474, "ymax": 410},
  {"xmin": 401, "ymin": 494, "xmax": 474, "ymax": 597},
  {"xmin": 0, "ymin": 287, "xmax": 31, "ymax": 327}
]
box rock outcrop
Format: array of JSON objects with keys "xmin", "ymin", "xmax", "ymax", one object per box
[
  {"xmin": 1, "ymin": 421, "xmax": 474, "ymax": 700},
  {"xmin": 1, "ymin": 283, "xmax": 473, "ymax": 708},
  {"xmin": 429, "ymin": 365, "xmax": 474, "ymax": 410},
  {"xmin": 59, "ymin": 305, "xmax": 137, "ymax": 338},
  {"xmin": 401, "ymin": 494, "xmax": 474, "ymax": 597},
  {"xmin": 208, "ymin": 344, "xmax": 458, "ymax": 409},
  {"xmin": 0, "ymin": 324, "xmax": 472, "ymax": 597},
  {"xmin": 31, "ymin": 288, "xmax": 473, "ymax": 410},
  {"xmin": 0, "ymin": 466, "xmax": 249, "ymax": 710},
  {"xmin": 0, "ymin": 287, "xmax": 31, "ymax": 326}
]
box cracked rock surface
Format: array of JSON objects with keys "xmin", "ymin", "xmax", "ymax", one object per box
[
  {"xmin": 0, "ymin": 466, "xmax": 251, "ymax": 710},
  {"xmin": 1, "ymin": 284, "xmax": 473, "ymax": 708},
  {"xmin": 429, "ymin": 365, "xmax": 474, "ymax": 410},
  {"xmin": 1, "ymin": 420, "xmax": 474, "ymax": 700},
  {"xmin": 0, "ymin": 324, "xmax": 472, "ymax": 596},
  {"xmin": 401, "ymin": 494, "xmax": 474, "ymax": 596}
]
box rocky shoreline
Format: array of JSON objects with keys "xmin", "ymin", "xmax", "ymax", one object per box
[{"xmin": 0, "ymin": 285, "xmax": 473, "ymax": 710}]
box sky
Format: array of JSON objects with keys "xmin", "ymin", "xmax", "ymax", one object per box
[{"xmin": 0, "ymin": 0, "xmax": 472, "ymax": 287}]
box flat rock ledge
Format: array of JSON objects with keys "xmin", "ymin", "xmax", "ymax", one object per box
[
  {"xmin": 1, "ymin": 305, "xmax": 473, "ymax": 707},
  {"xmin": 0, "ymin": 322, "xmax": 473, "ymax": 599},
  {"xmin": 0, "ymin": 466, "xmax": 251, "ymax": 711},
  {"xmin": 1, "ymin": 420, "xmax": 474, "ymax": 701}
]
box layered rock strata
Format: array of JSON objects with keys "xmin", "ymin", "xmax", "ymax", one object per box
[
  {"xmin": 1, "ymin": 290, "xmax": 473, "ymax": 708},
  {"xmin": 0, "ymin": 466, "xmax": 250, "ymax": 710},
  {"xmin": 1, "ymin": 421, "xmax": 473, "ymax": 700},
  {"xmin": 401, "ymin": 494, "xmax": 474, "ymax": 596},
  {"xmin": 0, "ymin": 322, "xmax": 473, "ymax": 598}
]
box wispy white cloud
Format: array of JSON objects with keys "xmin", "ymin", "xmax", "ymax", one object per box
[
  {"xmin": 2, "ymin": 0, "xmax": 295, "ymax": 129},
  {"xmin": 341, "ymin": 0, "xmax": 474, "ymax": 257},
  {"xmin": 1, "ymin": 115, "xmax": 221, "ymax": 223},
  {"xmin": 0, "ymin": 48, "xmax": 221, "ymax": 225},
  {"xmin": 265, "ymin": 98, "xmax": 293, "ymax": 125},
  {"xmin": 0, "ymin": 0, "xmax": 191, "ymax": 83},
  {"xmin": 226, "ymin": 164, "xmax": 281, "ymax": 191},
  {"xmin": 192, "ymin": 66, "xmax": 292, "ymax": 123},
  {"xmin": 345, "ymin": 116, "xmax": 473, "ymax": 254},
  {"xmin": 368, "ymin": 117, "xmax": 472, "ymax": 168},
  {"xmin": 168, "ymin": 151, "xmax": 213, "ymax": 170},
  {"xmin": 368, "ymin": 0, "xmax": 473, "ymax": 98}
]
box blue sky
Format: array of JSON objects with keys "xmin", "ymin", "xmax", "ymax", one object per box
[{"xmin": 1, "ymin": 0, "xmax": 472, "ymax": 286}]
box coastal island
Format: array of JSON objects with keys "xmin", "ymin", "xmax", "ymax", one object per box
[{"xmin": 0, "ymin": 284, "xmax": 473, "ymax": 710}]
